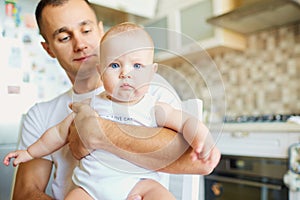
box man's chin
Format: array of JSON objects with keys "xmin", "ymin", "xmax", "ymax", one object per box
[{"xmin": 74, "ymin": 68, "xmax": 99, "ymax": 80}]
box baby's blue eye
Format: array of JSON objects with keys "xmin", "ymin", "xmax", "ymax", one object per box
[
  {"xmin": 133, "ymin": 63, "xmax": 142, "ymax": 69},
  {"xmin": 110, "ymin": 63, "xmax": 120, "ymax": 69}
]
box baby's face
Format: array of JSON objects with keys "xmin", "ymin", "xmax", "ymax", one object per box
[{"xmin": 99, "ymin": 31, "xmax": 156, "ymax": 103}]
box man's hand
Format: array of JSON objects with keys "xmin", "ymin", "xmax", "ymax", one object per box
[
  {"xmin": 68, "ymin": 121, "xmax": 90, "ymax": 160},
  {"xmin": 68, "ymin": 102, "xmax": 101, "ymax": 160}
]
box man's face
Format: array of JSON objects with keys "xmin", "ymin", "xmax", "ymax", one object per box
[{"xmin": 40, "ymin": 0, "xmax": 103, "ymax": 83}]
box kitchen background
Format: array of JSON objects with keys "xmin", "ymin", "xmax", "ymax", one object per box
[
  {"xmin": 0, "ymin": 0, "xmax": 299, "ymax": 120},
  {"xmin": 0, "ymin": 0, "xmax": 300, "ymax": 200},
  {"xmin": 160, "ymin": 23, "xmax": 300, "ymax": 117}
]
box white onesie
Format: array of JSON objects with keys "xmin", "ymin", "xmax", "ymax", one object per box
[{"xmin": 72, "ymin": 93, "xmax": 165, "ymax": 199}]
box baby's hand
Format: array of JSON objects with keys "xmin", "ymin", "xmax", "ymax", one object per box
[
  {"xmin": 126, "ymin": 194, "xmax": 142, "ymax": 200},
  {"xmin": 190, "ymin": 143, "xmax": 203, "ymax": 162},
  {"xmin": 190, "ymin": 132, "xmax": 215, "ymax": 162},
  {"xmin": 3, "ymin": 150, "xmax": 33, "ymax": 167}
]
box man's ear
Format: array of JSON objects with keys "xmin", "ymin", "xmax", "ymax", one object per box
[
  {"xmin": 41, "ymin": 41, "xmax": 56, "ymax": 58},
  {"xmin": 96, "ymin": 63, "xmax": 103, "ymax": 80},
  {"xmin": 98, "ymin": 21, "xmax": 105, "ymax": 40}
]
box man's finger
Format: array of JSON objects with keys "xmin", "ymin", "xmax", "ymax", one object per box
[
  {"xmin": 70, "ymin": 102, "xmax": 83, "ymax": 113},
  {"xmin": 81, "ymin": 98, "xmax": 91, "ymax": 105},
  {"xmin": 71, "ymin": 102, "xmax": 93, "ymax": 114}
]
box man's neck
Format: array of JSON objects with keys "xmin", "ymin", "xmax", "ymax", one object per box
[{"xmin": 72, "ymin": 78, "xmax": 103, "ymax": 94}]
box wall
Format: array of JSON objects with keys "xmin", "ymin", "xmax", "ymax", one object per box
[
  {"xmin": 1, "ymin": 0, "xmax": 71, "ymax": 103},
  {"xmin": 158, "ymin": 23, "xmax": 300, "ymax": 118}
]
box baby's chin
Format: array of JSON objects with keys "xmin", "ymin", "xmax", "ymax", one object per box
[{"xmin": 112, "ymin": 94, "xmax": 145, "ymax": 105}]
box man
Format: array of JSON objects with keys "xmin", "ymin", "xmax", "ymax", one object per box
[{"xmin": 12, "ymin": 0, "xmax": 220, "ymax": 199}]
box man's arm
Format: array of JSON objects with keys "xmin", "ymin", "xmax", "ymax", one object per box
[
  {"xmin": 69, "ymin": 102, "xmax": 220, "ymax": 174},
  {"xmin": 102, "ymin": 122, "xmax": 220, "ymax": 174},
  {"xmin": 12, "ymin": 158, "xmax": 53, "ymax": 200}
]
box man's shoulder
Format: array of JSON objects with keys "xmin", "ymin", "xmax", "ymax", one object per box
[
  {"xmin": 28, "ymin": 89, "xmax": 72, "ymax": 115},
  {"xmin": 37, "ymin": 89, "xmax": 71, "ymax": 106},
  {"xmin": 22, "ymin": 89, "xmax": 73, "ymax": 133}
]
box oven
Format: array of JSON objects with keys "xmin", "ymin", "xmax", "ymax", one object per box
[{"xmin": 205, "ymin": 155, "xmax": 289, "ymax": 200}]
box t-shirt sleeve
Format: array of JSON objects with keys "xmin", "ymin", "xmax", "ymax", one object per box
[
  {"xmin": 18, "ymin": 104, "xmax": 52, "ymax": 161},
  {"xmin": 148, "ymin": 73, "xmax": 181, "ymax": 109}
]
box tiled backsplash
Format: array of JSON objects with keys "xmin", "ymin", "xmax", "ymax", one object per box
[{"xmin": 158, "ymin": 23, "xmax": 300, "ymax": 117}]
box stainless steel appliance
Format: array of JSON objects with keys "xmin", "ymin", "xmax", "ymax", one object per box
[
  {"xmin": 205, "ymin": 155, "xmax": 289, "ymax": 200},
  {"xmin": 284, "ymin": 143, "xmax": 300, "ymax": 191}
]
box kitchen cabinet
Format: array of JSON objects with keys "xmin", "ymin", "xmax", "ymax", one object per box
[
  {"xmin": 210, "ymin": 122, "xmax": 300, "ymax": 158},
  {"xmin": 210, "ymin": 124, "xmax": 300, "ymax": 200},
  {"xmin": 90, "ymin": 0, "xmax": 158, "ymax": 18},
  {"xmin": 142, "ymin": 0, "xmax": 246, "ymax": 62},
  {"xmin": 145, "ymin": 16, "xmax": 169, "ymax": 54},
  {"xmin": 206, "ymin": 0, "xmax": 300, "ymax": 34}
]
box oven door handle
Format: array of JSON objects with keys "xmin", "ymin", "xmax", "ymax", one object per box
[{"xmin": 206, "ymin": 175, "xmax": 282, "ymax": 190}]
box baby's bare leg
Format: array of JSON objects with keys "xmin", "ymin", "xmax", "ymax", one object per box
[
  {"xmin": 127, "ymin": 179, "xmax": 175, "ymax": 200},
  {"xmin": 65, "ymin": 187, "xmax": 93, "ymax": 200}
]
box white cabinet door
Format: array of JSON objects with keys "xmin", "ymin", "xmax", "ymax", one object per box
[
  {"xmin": 180, "ymin": 0, "xmax": 214, "ymax": 46},
  {"xmin": 144, "ymin": 17, "xmax": 169, "ymax": 54}
]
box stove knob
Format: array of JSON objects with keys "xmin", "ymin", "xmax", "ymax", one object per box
[{"xmin": 211, "ymin": 182, "xmax": 223, "ymax": 197}]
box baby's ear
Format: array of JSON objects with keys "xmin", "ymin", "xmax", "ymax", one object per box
[{"xmin": 81, "ymin": 98, "xmax": 91, "ymax": 105}]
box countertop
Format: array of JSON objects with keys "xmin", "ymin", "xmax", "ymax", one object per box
[{"xmin": 209, "ymin": 122, "xmax": 300, "ymax": 133}]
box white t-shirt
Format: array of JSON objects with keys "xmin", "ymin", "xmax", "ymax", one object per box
[{"xmin": 18, "ymin": 73, "xmax": 180, "ymax": 200}]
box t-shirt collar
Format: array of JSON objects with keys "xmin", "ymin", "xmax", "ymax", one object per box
[{"xmin": 70, "ymin": 86, "xmax": 104, "ymax": 103}]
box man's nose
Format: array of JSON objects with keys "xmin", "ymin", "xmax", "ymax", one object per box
[{"xmin": 73, "ymin": 33, "xmax": 88, "ymax": 52}]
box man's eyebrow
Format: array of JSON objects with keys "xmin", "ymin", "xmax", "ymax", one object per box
[
  {"xmin": 79, "ymin": 20, "xmax": 94, "ymax": 26},
  {"xmin": 52, "ymin": 27, "xmax": 68, "ymax": 39},
  {"xmin": 52, "ymin": 20, "xmax": 94, "ymax": 38}
]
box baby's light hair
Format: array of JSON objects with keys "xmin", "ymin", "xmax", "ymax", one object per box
[{"xmin": 101, "ymin": 22, "xmax": 153, "ymax": 46}]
